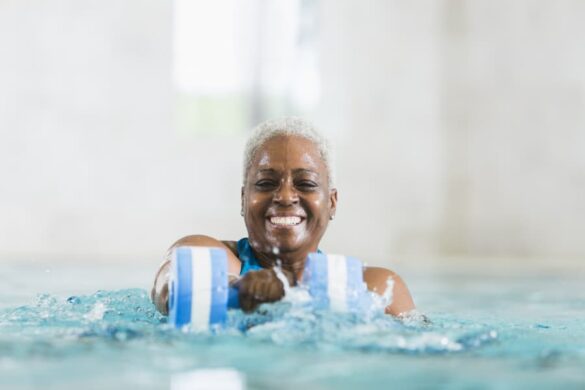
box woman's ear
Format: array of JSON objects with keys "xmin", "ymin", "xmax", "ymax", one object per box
[
  {"xmin": 240, "ymin": 186, "xmax": 245, "ymax": 216},
  {"xmin": 329, "ymin": 188, "xmax": 338, "ymax": 219}
]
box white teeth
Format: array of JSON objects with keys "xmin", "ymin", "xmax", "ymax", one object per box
[{"xmin": 270, "ymin": 216, "xmax": 301, "ymax": 226}]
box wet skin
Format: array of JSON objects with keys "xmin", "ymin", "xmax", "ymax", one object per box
[{"xmin": 242, "ymin": 135, "xmax": 337, "ymax": 280}]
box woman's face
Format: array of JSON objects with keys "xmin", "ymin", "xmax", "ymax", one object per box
[{"xmin": 242, "ymin": 135, "xmax": 337, "ymax": 257}]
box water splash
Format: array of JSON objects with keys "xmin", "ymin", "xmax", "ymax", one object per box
[
  {"xmin": 224, "ymin": 284, "xmax": 498, "ymax": 354},
  {"xmin": 273, "ymin": 261, "xmax": 293, "ymax": 296},
  {"xmin": 0, "ymin": 288, "xmax": 498, "ymax": 356},
  {"xmin": 0, "ymin": 289, "xmax": 165, "ymax": 345}
]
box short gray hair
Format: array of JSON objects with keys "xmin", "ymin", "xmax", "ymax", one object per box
[{"xmin": 243, "ymin": 117, "xmax": 335, "ymax": 187}]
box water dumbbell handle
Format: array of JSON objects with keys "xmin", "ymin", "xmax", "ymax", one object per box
[{"xmin": 227, "ymin": 285, "xmax": 239, "ymax": 309}]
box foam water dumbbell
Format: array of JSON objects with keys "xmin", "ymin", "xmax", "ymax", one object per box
[
  {"xmin": 168, "ymin": 247, "xmax": 367, "ymax": 329},
  {"xmin": 301, "ymin": 253, "xmax": 366, "ymax": 312},
  {"xmin": 168, "ymin": 246, "xmax": 239, "ymax": 330}
]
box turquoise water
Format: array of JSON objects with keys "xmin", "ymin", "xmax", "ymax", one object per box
[{"xmin": 1, "ymin": 261, "xmax": 584, "ymax": 389}]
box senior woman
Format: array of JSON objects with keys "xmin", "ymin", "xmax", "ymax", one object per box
[{"xmin": 151, "ymin": 117, "xmax": 415, "ymax": 316}]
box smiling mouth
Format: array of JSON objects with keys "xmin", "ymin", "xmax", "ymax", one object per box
[{"xmin": 268, "ymin": 216, "xmax": 304, "ymax": 227}]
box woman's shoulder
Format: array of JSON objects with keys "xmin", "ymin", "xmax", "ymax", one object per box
[
  {"xmin": 220, "ymin": 240, "xmax": 239, "ymax": 257},
  {"xmin": 363, "ymin": 266, "xmax": 416, "ymax": 316},
  {"xmin": 170, "ymin": 235, "xmax": 239, "ymax": 254},
  {"xmin": 363, "ymin": 266, "xmax": 398, "ymax": 290},
  {"xmin": 169, "ymin": 235, "xmax": 243, "ymax": 273}
]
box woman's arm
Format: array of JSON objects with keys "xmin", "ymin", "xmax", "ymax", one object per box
[
  {"xmin": 363, "ymin": 267, "xmax": 415, "ymax": 316},
  {"xmin": 150, "ymin": 235, "xmax": 242, "ymax": 315}
]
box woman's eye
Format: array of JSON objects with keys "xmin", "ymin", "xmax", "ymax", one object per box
[
  {"xmin": 296, "ymin": 181, "xmax": 318, "ymax": 190},
  {"xmin": 255, "ymin": 180, "xmax": 276, "ymax": 189}
]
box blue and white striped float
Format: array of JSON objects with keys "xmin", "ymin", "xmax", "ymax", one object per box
[
  {"xmin": 302, "ymin": 253, "xmax": 366, "ymax": 312},
  {"xmin": 168, "ymin": 246, "xmax": 233, "ymax": 330},
  {"xmin": 168, "ymin": 247, "xmax": 367, "ymax": 329}
]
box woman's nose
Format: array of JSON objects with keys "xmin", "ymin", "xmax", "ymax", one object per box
[{"xmin": 274, "ymin": 180, "xmax": 299, "ymax": 205}]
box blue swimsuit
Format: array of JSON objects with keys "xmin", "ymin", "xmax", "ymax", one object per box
[
  {"xmin": 236, "ymin": 238, "xmax": 265, "ymax": 275},
  {"xmin": 236, "ymin": 237, "xmax": 323, "ymax": 275}
]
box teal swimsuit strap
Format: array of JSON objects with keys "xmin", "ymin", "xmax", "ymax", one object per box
[
  {"xmin": 236, "ymin": 237, "xmax": 323, "ymax": 276},
  {"xmin": 237, "ymin": 238, "xmax": 264, "ymax": 275}
]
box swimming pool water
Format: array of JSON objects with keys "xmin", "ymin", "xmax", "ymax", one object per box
[{"xmin": 1, "ymin": 260, "xmax": 584, "ymax": 389}]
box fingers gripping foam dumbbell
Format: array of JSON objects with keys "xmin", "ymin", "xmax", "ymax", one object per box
[{"xmin": 301, "ymin": 253, "xmax": 367, "ymax": 312}]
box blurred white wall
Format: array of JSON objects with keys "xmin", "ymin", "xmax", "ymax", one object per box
[
  {"xmin": 1, "ymin": 1, "xmax": 584, "ymax": 265},
  {"xmin": 0, "ymin": 0, "xmax": 247, "ymax": 263},
  {"xmin": 440, "ymin": 1, "xmax": 585, "ymax": 259},
  {"xmin": 318, "ymin": 1, "xmax": 444, "ymax": 263},
  {"xmin": 319, "ymin": 0, "xmax": 585, "ymax": 263}
]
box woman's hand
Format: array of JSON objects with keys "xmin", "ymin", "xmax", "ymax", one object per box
[
  {"xmin": 234, "ymin": 268, "xmax": 294, "ymax": 313},
  {"xmin": 152, "ymin": 262, "xmax": 293, "ymax": 315}
]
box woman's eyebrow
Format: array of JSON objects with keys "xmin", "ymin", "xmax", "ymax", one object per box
[
  {"xmin": 256, "ymin": 168, "xmax": 319, "ymax": 175},
  {"xmin": 293, "ymin": 168, "xmax": 319, "ymax": 176},
  {"xmin": 257, "ymin": 168, "xmax": 277, "ymax": 174}
]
